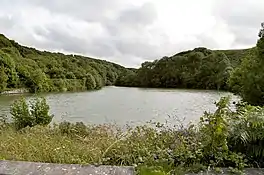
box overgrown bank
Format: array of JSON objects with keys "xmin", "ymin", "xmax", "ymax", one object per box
[{"xmin": 1, "ymin": 97, "xmax": 264, "ymax": 174}]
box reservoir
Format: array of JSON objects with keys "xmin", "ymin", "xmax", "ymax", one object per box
[{"xmin": 0, "ymin": 86, "xmax": 239, "ymax": 126}]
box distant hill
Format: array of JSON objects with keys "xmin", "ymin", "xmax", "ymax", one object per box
[
  {"xmin": 116, "ymin": 47, "xmax": 254, "ymax": 91},
  {"xmin": 0, "ymin": 33, "xmax": 254, "ymax": 93},
  {"xmin": 0, "ymin": 34, "xmax": 130, "ymax": 93},
  {"xmin": 216, "ymin": 48, "xmax": 254, "ymax": 67},
  {"xmin": 175, "ymin": 47, "xmax": 253, "ymax": 68}
]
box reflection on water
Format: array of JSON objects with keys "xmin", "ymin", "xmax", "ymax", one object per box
[{"xmin": 0, "ymin": 86, "xmax": 239, "ymax": 125}]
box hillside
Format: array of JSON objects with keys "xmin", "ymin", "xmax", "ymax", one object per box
[
  {"xmin": 116, "ymin": 47, "xmax": 253, "ymax": 91},
  {"xmin": 216, "ymin": 48, "xmax": 254, "ymax": 67},
  {"xmin": 0, "ymin": 33, "xmax": 254, "ymax": 94},
  {"xmin": 0, "ymin": 34, "xmax": 131, "ymax": 93}
]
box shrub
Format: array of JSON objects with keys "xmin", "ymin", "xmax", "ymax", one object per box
[
  {"xmin": 30, "ymin": 97, "xmax": 53, "ymax": 126},
  {"xmin": 198, "ymin": 96, "xmax": 247, "ymax": 171},
  {"xmin": 58, "ymin": 121, "xmax": 89, "ymax": 137},
  {"xmin": 10, "ymin": 97, "xmax": 53, "ymax": 130},
  {"xmin": 228, "ymin": 101, "xmax": 264, "ymax": 167}
]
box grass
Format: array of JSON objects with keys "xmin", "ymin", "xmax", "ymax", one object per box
[
  {"xmin": 0, "ymin": 120, "xmax": 201, "ymax": 174},
  {"xmin": 2, "ymin": 96, "xmax": 264, "ymax": 174}
]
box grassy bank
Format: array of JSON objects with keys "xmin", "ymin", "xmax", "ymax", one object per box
[{"xmin": 1, "ymin": 97, "xmax": 264, "ymax": 174}]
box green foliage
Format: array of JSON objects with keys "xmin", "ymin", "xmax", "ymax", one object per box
[
  {"xmin": 199, "ymin": 97, "xmax": 246, "ymax": 170},
  {"xmin": 0, "ymin": 50, "xmax": 15, "ymax": 68},
  {"xmin": 30, "ymin": 97, "xmax": 53, "ymax": 126},
  {"xmin": 10, "ymin": 97, "xmax": 53, "ymax": 130},
  {"xmin": 0, "ymin": 66, "xmax": 8, "ymax": 92},
  {"xmin": 10, "ymin": 97, "xmax": 33, "ymax": 130},
  {"xmin": 0, "ymin": 34, "xmax": 13, "ymax": 48},
  {"xmin": 0, "ymin": 33, "xmax": 257, "ymax": 94},
  {"xmin": 228, "ymin": 101, "xmax": 264, "ymax": 167},
  {"xmin": 0, "ymin": 34, "xmax": 128, "ymax": 93},
  {"xmin": 229, "ymin": 23, "xmax": 264, "ymax": 105},
  {"xmin": 116, "ymin": 48, "xmax": 239, "ymax": 91},
  {"xmin": 137, "ymin": 166, "xmax": 170, "ymax": 175},
  {"xmin": 84, "ymin": 73, "xmax": 96, "ymax": 90},
  {"xmin": 199, "ymin": 97, "xmax": 230, "ymax": 164},
  {"xmin": 65, "ymin": 72, "xmax": 76, "ymax": 79},
  {"xmin": 28, "ymin": 69, "xmax": 50, "ymax": 92},
  {"xmin": 216, "ymin": 49, "xmax": 252, "ymax": 68},
  {"xmin": 115, "ymin": 70, "xmax": 138, "ymax": 87}
]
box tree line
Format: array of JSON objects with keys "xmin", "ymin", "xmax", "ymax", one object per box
[
  {"xmin": 115, "ymin": 47, "xmax": 248, "ymax": 90},
  {"xmin": 116, "ymin": 23, "xmax": 264, "ymax": 106},
  {"xmin": 0, "ymin": 34, "xmax": 130, "ymax": 93},
  {"xmin": 1, "ymin": 22, "xmax": 264, "ymax": 106}
]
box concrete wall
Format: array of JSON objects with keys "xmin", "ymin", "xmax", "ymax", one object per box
[{"xmin": 0, "ymin": 160, "xmax": 135, "ymax": 175}]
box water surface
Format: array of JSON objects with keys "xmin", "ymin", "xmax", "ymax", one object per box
[{"xmin": 0, "ymin": 86, "xmax": 239, "ymax": 125}]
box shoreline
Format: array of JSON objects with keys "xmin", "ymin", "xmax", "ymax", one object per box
[{"xmin": 0, "ymin": 88, "xmax": 29, "ymax": 95}]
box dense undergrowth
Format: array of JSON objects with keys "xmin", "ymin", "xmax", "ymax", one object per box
[{"xmin": 1, "ymin": 96, "xmax": 264, "ymax": 174}]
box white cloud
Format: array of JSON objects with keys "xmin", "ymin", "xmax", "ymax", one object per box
[{"xmin": 0, "ymin": 0, "xmax": 262, "ymax": 67}]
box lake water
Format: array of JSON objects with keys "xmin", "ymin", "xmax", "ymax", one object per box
[{"xmin": 0, "ymin": 86, "xmax": 239, "ymax": 126}]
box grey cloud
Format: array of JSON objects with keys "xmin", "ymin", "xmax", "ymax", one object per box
[
  {"xmin": 0, "ymin": 16, "xmax": 16, "ymax": 30},
  {"xmin": 41, "ymin": 27, "xmax": 88, "ymax": 53},
  {"xmin": 0, "ymin": 0, "xmax": 164, "ymax": 67},
  {"xmin": 90, "ymin": 39, "xmax": 117, "ymax": 58},
  {"xmin": 3, "ymin": 0, "xmax": 263, "ymax": 68},
  {"xmin": 196, "ymin": 35, "xmax": 219, "ymax": 49},
  {"xmin": 231, "ymin": 27, "xmax": 258, "ymax": 47},
  {"xmin": 33, "ymin": 25, "xmax": 115, "ymax": 58},
  {"xmin": 0, "ymin": 16, "xmax": 15, "ymax": 42},
  {"xmin": 101, "ymin": 2, "xmax": 167, "ymax": 60},
  {"xmin": 29, "ymin": 0, "xmax": 121, "ymax": 22},
  {"xmin": 118, "ymin": 3, "xmax": 157, "ymax": 26},
  {"xmin": 31, "ymin": 2, "xmax": 163, "ymax": 65},
  {"xmin": 116, "ymin": 40, "xmax": 162, "ymax": 59},
  {"xmin": 105, "ymin": 2, "xmax": 158, "ymax": 36},
  {"xmin": 214, "ymin": 0, "xmax": 264, "ymax": 28},
  {"xmin": 0, "ymin": 0, "xmax": 179, "ymax": 67},
  {"xmin": 0, "ymin": 14, "xmax": 41, "ymax": 48},
  {"xmin": 213, "ymin": 0, "xmax": 264, "ymax": 47}
]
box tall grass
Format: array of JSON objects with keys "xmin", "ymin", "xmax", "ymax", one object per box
[{"xmin": 1, "ymin": 96, "xmax": 264, "ymax": 174}]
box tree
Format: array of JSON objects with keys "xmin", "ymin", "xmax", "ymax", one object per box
[
  {"xmin": 7, "ymin": 68, "xmax": 19, "ymax": 88},
  {"xmin": 29, "ymin": 69, "xmax": 50, "ymax": 93},
  {"xmin": 257, "ymin": 22, "xmax": 264, "ymax": 55},
  {"xmin": 115, "ymin": 48, "xmax": 233, "ymax": 90},
  {"xmin": 0, "ymin": 50, "xmax": 15, "ymax": 68},
  {"xmin": 198, "ymin": 53, "xmax": 232, "ymax": 90},
  {"xmin": 0, "ymin": 66, "xmax": 8, "ymax": 92},
  {"xmin": 258, "ymin": 22, "xmax": 264, "ymax": 38},
  {"xmin": 0, "ymin": 34, "xmax": 128, "ymax": 93},
  {"xmin": 84, "ymin": 73, "xmax": 96, "ymax": 90},
  {"xmin": 236, "ymin": 23, "xmax": 264, "ymax": 105}
]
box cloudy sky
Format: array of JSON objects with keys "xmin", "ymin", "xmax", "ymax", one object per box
[{"xmin": 0, "ymin": 0, "xmax": 263, "ymax": 67}]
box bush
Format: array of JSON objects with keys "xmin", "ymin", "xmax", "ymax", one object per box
[
  {"xmin": 10, "ymin": 97, "xmax": 53, "ymax": 130},
  {"xmin": 228, "ymin": 101, "xmax": 264, "ymax": 167},
  {"xmin": 198, "ymin": 96, "xmax": 247, "ymax": 170}
]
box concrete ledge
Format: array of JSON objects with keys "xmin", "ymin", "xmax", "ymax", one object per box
[{"xmin": 0, "ymin": 160, "xmax": 135, "ymax": 175}]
